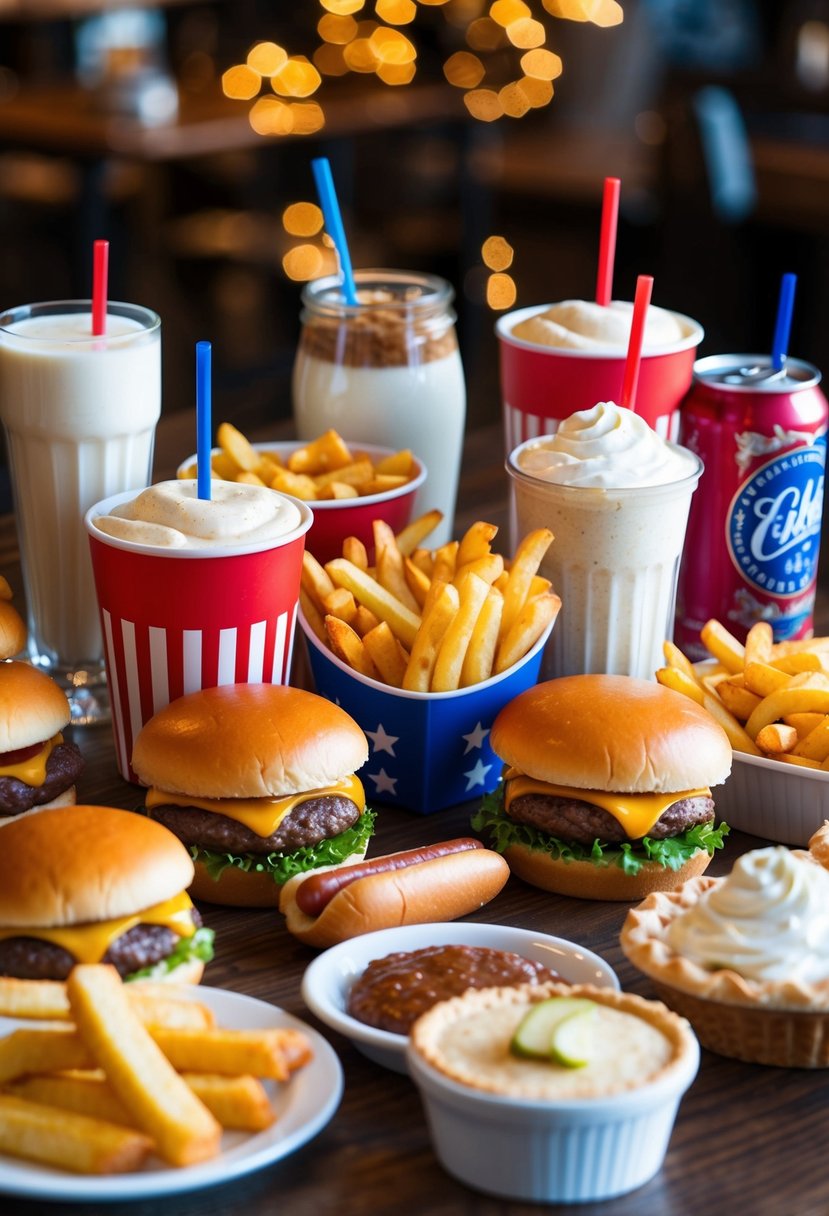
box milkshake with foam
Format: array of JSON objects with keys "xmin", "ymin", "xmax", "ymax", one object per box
[
  {"xmin": 292, "ymin": 270, "xmax": 465, "ymax": 546},
  {"xmin": 0, "ymin": 300, "xmax": 161, "ymax": 723},
  {"xmin": 507, "ymin": 402, "xmax": 702, "ymax": 680},
  {"xmin": 510, "ymin": 299, "xmax": 689, "ymax": 351},
  {"xmin": 86, "ymin": 480, "xmax": 312, "ymax": 782}
]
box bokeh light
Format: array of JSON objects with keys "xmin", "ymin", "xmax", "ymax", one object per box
[
  {"xmin": 283, "ymin": 202, "xmax": 324, "ymax": 237},
  {"xmin": 487, "ymin": 272, "xmax": 517, "ymax": 309},
  {"xmin": 443, "ymin": 50, "xmax": 485, "ymax": 87},
  {"xmin": 376, "ymin": 0, "xmax": 417, "ymax": 23},
  {"xmin": 246, "ymin": 42, "xmax": 288, "ymax": 75},
  {"xmin": 222, "ymin": 65, "xmax": 260, "ymax": 100},
  {"xmin": 482, "ymin": 234, "xmax": 514, "ymax": 271}
]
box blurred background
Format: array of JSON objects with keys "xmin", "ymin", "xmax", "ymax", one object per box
[{"xmin": 0, "ymin": 0, "xmax": 826, "ymax": 454}]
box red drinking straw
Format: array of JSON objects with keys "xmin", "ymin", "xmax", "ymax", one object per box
[
  {"xmin": 595, "ymin": 176, "xmax": 620, "ymax": 307},
  {"xmin": 92, "ymin": 239, "xmax": 109, "ymax": 336},
  {"xmin": 620, "ymin": 274, "xmax": 653, "ymax": 411}
]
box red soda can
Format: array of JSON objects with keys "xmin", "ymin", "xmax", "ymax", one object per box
[{"xmin": 676, "ymin": 354, "xmax": 828, "ymax": 658}]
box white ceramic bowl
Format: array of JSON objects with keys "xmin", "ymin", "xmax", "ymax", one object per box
[
  {"xmin": 716, "ymin": 750, "xmax": 829, "ymax": 846},
  {"xmin": 407, "ymin": 996, "xmax": 700, "ymax": 1204},
  {"xmin": 300, "ymin": 921, "xmax": 619, "ymax": 1075}
]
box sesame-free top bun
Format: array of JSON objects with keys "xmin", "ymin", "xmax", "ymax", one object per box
[
  {"xmin": 132, "ymin": 683, "xmax": 369, "ymax": 798},
  {"xmin": 491, "ymin": 675, "xmax": 732, "ymax": 795},
  {"xmin": 0, "ymin": 805, "xmax": 194, "ymax": 928},
  {"xmin": 0, "ymin": 661, "xmax": 71, "ymax": 752}
]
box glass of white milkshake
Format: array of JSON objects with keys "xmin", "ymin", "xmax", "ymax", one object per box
[
  {"xmin": 0, "ymin": 300, "xmax": 161, "ymax": 724},
  {"xmin": 507, "ymin": 402, "xmax": 703, "ymax": 680},
  {"xmin": 292, "ymin": 269, "xmax": 466, "ymax": 547}
]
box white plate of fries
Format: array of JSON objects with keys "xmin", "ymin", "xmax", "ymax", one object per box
[
  {"xmin": 658, "ymin": 619, "xmax": 829, "ymax": 846},
  {"xmin": 0, "ymin": 981, "xmax": 343, "ymax": 1200}
]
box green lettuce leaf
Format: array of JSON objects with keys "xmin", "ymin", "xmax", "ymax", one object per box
[
  {"xmin": 471, "ymin": 786, "xmax": 729, "ymax": 876},
  {"xmin": 191, "ymin": 808, "xmax": 377, "ymax": 888},
  {"xmin": 127, "ymin": 926, "xmax": 215, "ymax": 982}
]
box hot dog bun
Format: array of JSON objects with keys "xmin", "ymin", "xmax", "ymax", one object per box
[{"xmin": 279, "ymin": 842, "xmax": 510, "ymax": 948}]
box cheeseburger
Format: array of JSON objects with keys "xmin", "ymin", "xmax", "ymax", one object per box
[
  {"xmin": 132, "ymin": 683, "xmax": 373, "ymax": 907},
  {"xmin": 0, "ymin": 805, "xmax": 213, "ymax": 982},
  {"xmin": 474, "ymin": 675, "xmax": 731, "ymax": 900},
  {"xmin": 0, "ymin": 661, "xmax": 84, "ymax": 818}
]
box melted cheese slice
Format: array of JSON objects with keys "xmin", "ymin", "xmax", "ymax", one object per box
[
  {"xmin": 504, "ymin": 773, "xmax": 710, "ymax": 840},
  {"xmin": 0, "ymin": 733, "xmax": 62, "ymax": 786},
  {"xmin": 144, "ymin": 774, "xmax": 366, "ymax": 840},
  {"xmin": 0, "ymin": 891, "xmax": 196, "ymax": 964}
]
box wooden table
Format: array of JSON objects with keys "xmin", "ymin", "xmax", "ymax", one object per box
[{"xmin": 3, "ymin": 425, "xmax": 829, "ymax": 1216}]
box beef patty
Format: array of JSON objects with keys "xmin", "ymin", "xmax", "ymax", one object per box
[
  {"xmin": 0, "ymin": 910, "xmax": 202, "ymax": 982},
  {"xmin": 146, "ymin": 794, "xmax": 362, "ymax": 856},
  {"xmin": 0, "ymin": 741, "xmax": 85, "ymax": 816},
  {"xmin": 506, "ymin": 791, "xmax": 715, "ymax": 846}
]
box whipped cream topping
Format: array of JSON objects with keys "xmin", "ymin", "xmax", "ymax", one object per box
[
  {"xmin": 511, "ymin": 299, "xmax": 687, "ymax": 352},
  {"xmin": 94, "ymin": 479, "xmax": 303, "ymax": 549},
  {"xmin": 666, "ymin": 847, "xmax": 829, "ymax": 984},
  {"xmin": 516, "ymin": 402, "xmax": 698, "ymax": 488}
]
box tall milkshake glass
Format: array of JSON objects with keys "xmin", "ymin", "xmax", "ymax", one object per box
[{"xmin": 0, "ymin": 300, "xmax": 161, "ymax": 723}]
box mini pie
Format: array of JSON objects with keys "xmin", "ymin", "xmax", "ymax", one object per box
[
  {"xmin": 409, "ymin": 981, "xmax": 696, "ymax": 1101},
  {"xmin": 620, "ymin": 824, "xmax": 829, "ymax": 1067}
]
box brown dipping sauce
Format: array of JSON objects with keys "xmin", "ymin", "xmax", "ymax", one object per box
[{"xmin": 347, "ymin": 944, "xmax": 563, "ymax": 1036}]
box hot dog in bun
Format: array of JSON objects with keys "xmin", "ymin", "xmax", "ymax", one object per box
[
  {"xmin": 132, "ymin": 683, "xmax": 373, "ymax": 908},
  {"xmin": 474, "ymin": 675, "xmax": 731, "ymax": 901},
  {"xmin": 279, "ymin": 837, "xmax": 510, "ymax": 948},
  {"xmin": 0, "ymin": 662, "xmax": 84, "ymax": 819},
  {"xmin": 0, "ymin": 805, "xmax": 213, "ymax": 983}
]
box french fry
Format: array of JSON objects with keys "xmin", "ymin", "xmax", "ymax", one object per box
[
  {"xmin": 0, "ymin": 1094, "xmax": 152, "ymax": 1175},
  {"xmin": 67, "ymin": 964, "xmax": 222, "ymax": 1167},
  {"xmin": 325, "ymin": 559, "xmax": 422, "ymax": 649},
  {"xmin": 216, "ymin": 421, "xmax": 259, "ymax": 472},
  {"xmin": 317, "ymin": 481, "xmax": 359, "ymax": 500},
  {"xmin": 662, "ymin": 640, "xmax": 702, "ymax": 683},
  {"xmin": 270, "ymin": 469, "xmax": 319, "ymax": 500},
  {"xmin": 342, "ymin": 536, "xmax": 369, "ymax": 571},
  {"xmin": 771, "ymin": 653, "xmax": 825, "ymax": 675},
  {"xmin": 0, "ymin": 1025, "xmax": 91, "ymax": 1083},
  {"xmin": 403, "ymin": 582, "xmax": 460, "ymax": 692},
  {"xmin": 793, "ymin": 716, "xmax": 829, "ymax": 762},
  {"xmin": 700, "ymin": 619, "xmax": 745, "ymax": 673},
  {"xmin": 453, "ymin": 553, "xmax": 504, "ymax": 588},
  {"xmin": 322, "ymin": 586, "xmax": 358, "ymax": 626},
  {"xmin": 352, "ymin": 604, "xmax": 380, "ymax": 637},
  {"xmin": 432, "ymin": 541, "xmax": 458, "ymax": 585},
  {"xmin": 301, "ymin": 551, "xmax": 335, "ymax": 611},
  {"xmin": 149, "ymin": 1026, "xmax": 298, "ymax": 1081},
  {"xmin": 494, "ymin": 592, "xmax": 560, "ymax": 675},
  {"xmin": 744, "ymin": 621, "xmax": 774, "ymax": 666},
  {"xmin": 499, "ymin": 529, "xmax": 554, "ymax": 641},
  {"xmin": 7, "ymin": 1074, "xmax": 133, "ymax": 1128},
  {"xmin": 299, "ymin": 588, "xmax": 327, "ymax": 644},
  {"xmin": 325, "ymin": 616, "xmax": 380, "ymax": 680},
  {"xmin": 236, "ymin": 470, "xmax": 265, "ymax": 487},
  {"xmin": 374, "ymin": 520, "xmax": 420, "ymax": 614},
  {"xmin": 403, "ymin": 556, "xmax": 431, "ymax": 609},
  {"xmin": 312, "ymin": 459, "xmax": 374, "ymax": 492},
  {"xmin": 362, "ymin": 621, "xmax": 409, "ymax": 688},
  {"xmin": 183, "ymin": 1073, "xmax": 275, "ymax": 1132},
  {"xmin": 715, "ymin": 679, "xmax": 762, "ymax": 721},
  {"xmin": 431, "ymin": 572, "xmax": 490, "ymax": 692},
  {"xmin": 780, "ymin": 753, "xmax": 826, "ymax": 771},
  {"xmin": 755, "ymin": 723, "xmax": 798, "ymax": 754},
  {"xmin": 460, "ymin": 587, "xmax": 503, "ymax": 687},
  {"xmin": 744, "ymin": 673, "xmax": 829, "ymax": 740},
  {"xmin": 784, "ymin": 711, "xmax": 827, "ymax": 738},
  {"xmin": 395, "ymin": 510, "xmax": 443, "ymax": 557},
  {"xmin": 287, "ymin": 428, "xmax": 351, "ymax": 475},
  {"xmin": 456, "ymin": 521, "xmax": 498, "ymax": 568},
  {"xmin": 743, "ymin": 661, "xmax": 791, "ymax": 699},
  {"xmin": 656, "ymin": 666, "xmax": 705, "ymax": 706},
  {"xmin": 701, "ymin": 689, "xmax": 763, "ymax": 754},
  {"xmin": 0, "ymin": 978, "xmax": 70, "ymax": 1020},
  {"xmin": 361, "ymin": 475, "xmax": 409, "ymax": 495},
  {"xmin": 374, "ymin": 448, "xmax": 414, "ymax": 476},
  {"xmin": 409, "ymin": 547, "xmax": 435, "ymax": 578}
]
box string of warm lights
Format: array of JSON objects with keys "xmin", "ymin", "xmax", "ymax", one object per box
[{"xmin": 221, "ymin": 1, "xmax": 623, "ymax": 292}]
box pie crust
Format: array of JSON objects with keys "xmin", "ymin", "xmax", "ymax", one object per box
[{"xmin": 409, "ymin": 981, "xmax": 695, "ymax": 1100}]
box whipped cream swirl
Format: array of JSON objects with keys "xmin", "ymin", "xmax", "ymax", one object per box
[
  {"xmin": 94, "ymin": 479, "xmax": 303, "ymax": 550},
  {"xmin": 517, "ymin": 402, "xmax": 698, "ymax": 488},
  {"xmin": 666, "ymin": 847, "xmax": 829, "ymax": 984}
]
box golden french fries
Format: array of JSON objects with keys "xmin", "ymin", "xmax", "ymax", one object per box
[
  {"xmin": 0, "ymin": 1094, "xmax": 152, "ymax": 1175},
  {"xmin": 665, "ymin": 621, "xmax": 829, "ymax": 764},
  {"xmin": 303, "ymin": 512, "xmax": 560, "ymax": 692},
  {"xmin": 181, "ymin": 424, "xmax": 418, "ymax": 501}
]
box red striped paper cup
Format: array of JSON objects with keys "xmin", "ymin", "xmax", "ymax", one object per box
[
  {"xmin": 496, "ymin": 305, "xmax": 703, "ymax": 450},
  {"xmin": 85, "ymin": 489, "xmax": 313, "ymax": 783}
]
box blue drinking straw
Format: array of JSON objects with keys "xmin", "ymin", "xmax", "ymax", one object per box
[
  {"xmin": 196, "ymin": 340, "xmax": 212, "ymax": 501},
  {"xmin": 311, "ymin": 156, "xmax": 358, "ymax": 306},
  {"xmin": 771, "ymin": 272, "xmax": 797, "ymax": 372}
]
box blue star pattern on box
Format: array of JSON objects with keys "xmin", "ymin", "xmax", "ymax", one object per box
[{"xmin": 301, "ymin": 613, "xmax": 551, "ymax": 813}]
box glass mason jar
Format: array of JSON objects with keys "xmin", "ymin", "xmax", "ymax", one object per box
[{"xmin": 292, "ymin": 269, "xmax": 467, "ymax": 546}]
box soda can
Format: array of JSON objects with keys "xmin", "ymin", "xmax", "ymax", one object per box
[{"xmin": 676, "ymin": 354, "xmax": 828, "ymax": 658}]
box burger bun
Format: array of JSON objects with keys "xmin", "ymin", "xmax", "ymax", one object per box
[{"xmin": 502, "ymin": 843, "xmax": 715, "ymax": 903}]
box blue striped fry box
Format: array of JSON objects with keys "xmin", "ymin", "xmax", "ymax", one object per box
[{"xmin": 300, "ymin": 611, "xmax": 553, "ymax": 813}]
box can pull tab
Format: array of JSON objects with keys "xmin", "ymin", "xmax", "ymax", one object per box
[{"xmin": 722, "ymin": 363, "xmax": 788, "ymax": 386}]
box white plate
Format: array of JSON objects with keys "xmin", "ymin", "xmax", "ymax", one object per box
[
  {"xmin": 301, "ymin": 922, "xmax": 619, "ymax": 1074},
  {"xmin": 716, "ymin": 749, "xmax": 829, "ymax": 846},
  {"xmin": 0, "ymin": 986, "xmax": 343, "ymax": 1201}
]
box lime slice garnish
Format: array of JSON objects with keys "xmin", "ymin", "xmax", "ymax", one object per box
[{"xmin": 549, "ymin": 1006, "xmax": 597, "ymax": 1068}]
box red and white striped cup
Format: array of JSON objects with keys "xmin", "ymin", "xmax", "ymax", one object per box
[
  {"xmin": 85, "ymin": 488, "xmax": 313, "ymax": 783},
  {"xmin": 496, "ymin": 304, "xmax": 703, "ymax": 450}
]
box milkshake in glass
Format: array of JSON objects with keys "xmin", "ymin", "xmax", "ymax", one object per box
[
  {"xmin": 507, "ymin": 402, "xmax": 703, "ymax": 680},
  {"xmin": 292, "ymin": 270, "xmax": 466, "ymax": 547},
  {"xmin": 86, "ymin": 479, "xmax": 313, "ymax": 782},
  {"xmin": 0, "ymin": 301, "xmax": 161, "ymax": 723}
]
